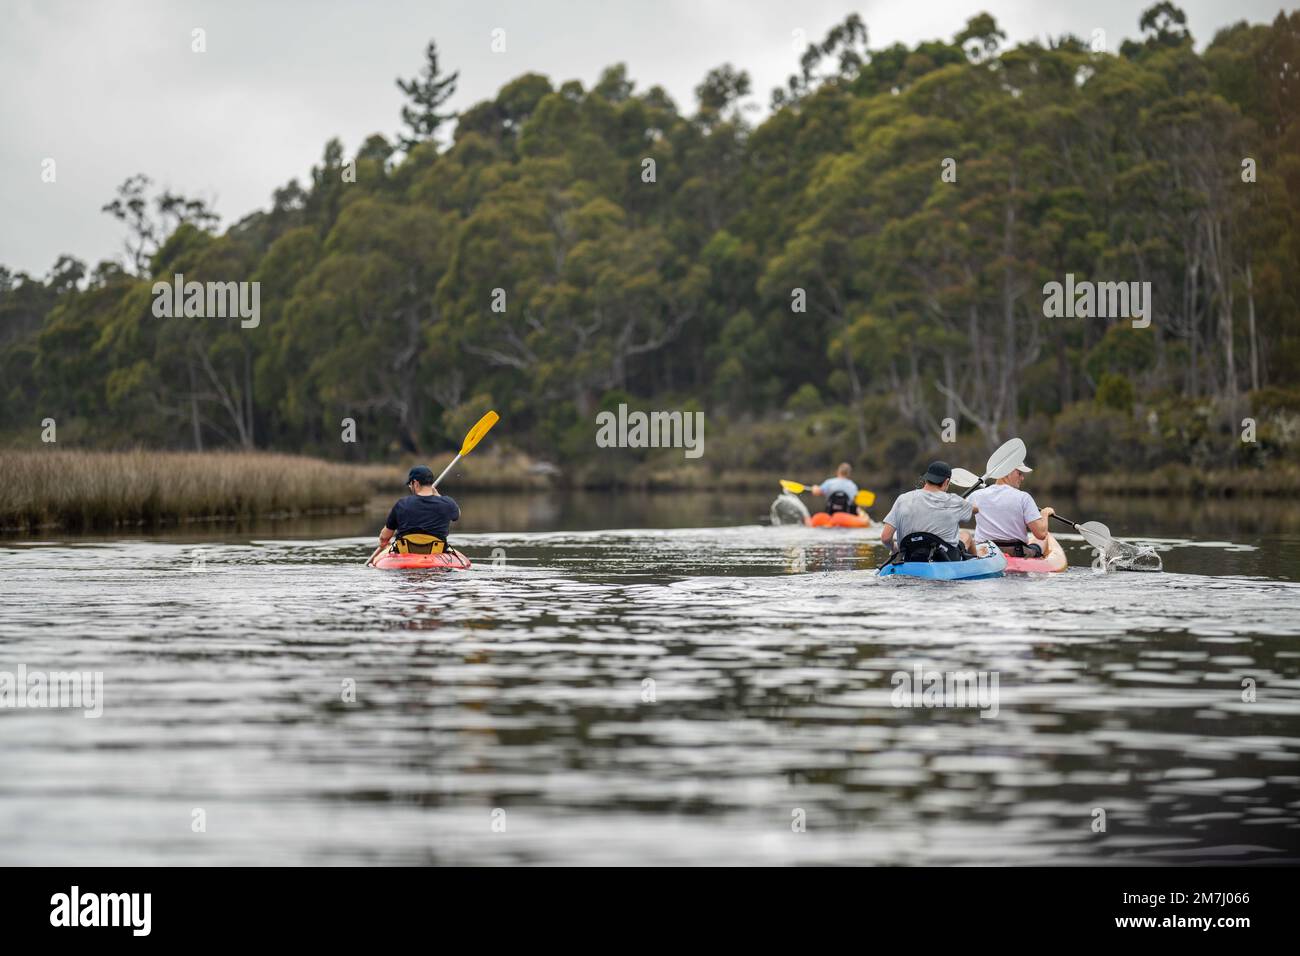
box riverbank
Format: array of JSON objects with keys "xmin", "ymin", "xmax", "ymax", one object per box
[
  {"xmin": 4, "ymin": 447, "xmax": 1295, "ymax": 533},
  {"xmin": 1072, "ymin": 465, "xmax": 1300, "ymax": 498}
]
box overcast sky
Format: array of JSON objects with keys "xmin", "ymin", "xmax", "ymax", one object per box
[{"xmin": 1, "ymin": 0, "xmax": 1286, "ymax": 276}]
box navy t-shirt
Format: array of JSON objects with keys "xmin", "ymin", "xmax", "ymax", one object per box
[{"xmin": 385, "ymin": 494, "xmax": 460, "ymax": 539}]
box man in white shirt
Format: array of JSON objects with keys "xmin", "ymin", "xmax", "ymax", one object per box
[{"xmin": 968, "ymin": 457, "xmax": 1055, "ymax": 555}]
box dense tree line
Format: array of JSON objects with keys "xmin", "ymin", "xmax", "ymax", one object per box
[{"xmin": 2, "ymin": 7, "xmax": 1297, "ymax": 480}]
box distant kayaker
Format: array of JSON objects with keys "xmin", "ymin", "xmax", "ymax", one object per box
[
  {"xmin": 968, "ymin": 455, "xmax": 1054, "ymax": 557},
  {"xmin": 812, "ymin": 462, "xmax": 868, "ymax": 519},
  {"xmin": 880, "ymin": 460, "xmax": 978, "ymax": 559},
  {"xmin": 369, "ymin": 465, "xmax": 460, "ymax": 564}
]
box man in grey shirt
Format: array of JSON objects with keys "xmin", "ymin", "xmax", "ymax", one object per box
[{"xmin": 881, "ymin": 461, "xmax": 979, "ymax": 556}]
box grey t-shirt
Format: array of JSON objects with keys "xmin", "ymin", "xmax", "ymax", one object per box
[{"xmin": 882, "ymin": 489, "xmax": 974, "ymax": 545}]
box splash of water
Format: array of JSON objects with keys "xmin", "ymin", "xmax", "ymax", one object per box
[
  {"xmin": 769, "ymin": 492, "xmax": 810, "ymax": 526},
  {"xmin": 1095, "ymin": 544, "xmax": 1163, "ymax": 573}
]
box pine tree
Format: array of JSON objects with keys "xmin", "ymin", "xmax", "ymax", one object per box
[{"xmin": 396, "ymin": 41, "xmax": 459, "ymax": 152}]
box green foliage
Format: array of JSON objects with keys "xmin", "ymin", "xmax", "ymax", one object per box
[
  {"xmin": 1052, "ymin": 402, "xmax": 1141, "ymax": 471},
  {"xmin": 1095, "ymin": 373, "xmax": 1137, "ymax": 412},
  {"xmin": 2, "ymin": 8, "xmax": 1297, "ymax": 484},
  {"xmin": 1086, "ymin": 324, "xmax": 1157, "ymax": 381},
  {"xmin": 786, "ymin": 383, "xmax": 823, "ymax": 414}
]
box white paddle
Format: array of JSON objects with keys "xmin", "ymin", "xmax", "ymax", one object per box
[{"xmin": 951, "ymin": 438, "xmax": 1025, "ymax": 497}]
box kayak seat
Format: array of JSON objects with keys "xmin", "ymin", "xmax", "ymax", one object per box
[
  {"xmin": 990, "ymin": 538, "xmax": 1042, "ymax": 558},
  {"xmin": 393, "ymin": 533, "xmax": 447, "ymax": 555}
]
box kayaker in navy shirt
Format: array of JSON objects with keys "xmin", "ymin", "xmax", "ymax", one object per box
[{"xmin": 371, "ymin": 465, "xmax": 460, "ymax": 561}]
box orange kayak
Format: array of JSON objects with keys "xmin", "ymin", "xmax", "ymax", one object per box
[
  {"xmin": 808, "ymin": 512, "xmax": 871, "ymax": 528},
  {"xmin": 373, "ymin": 550, "xmax": 472, "ymax": 571}
]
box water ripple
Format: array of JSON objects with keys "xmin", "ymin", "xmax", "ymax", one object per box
[{"xmin": 1, "ymin": 527, "xmax": 1298, "ymax": 864}]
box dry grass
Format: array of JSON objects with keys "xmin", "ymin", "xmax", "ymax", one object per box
[
  {"xmin": 0, "ymin": 450, "xmax": 391, "ymax": 531},
  {"xmin": 443, "ymin": 447, "xmax": 559, "ymax": 490},
  {"xmin": 0, "ymin": 447, "xmax": 559, "ymax": 532}
]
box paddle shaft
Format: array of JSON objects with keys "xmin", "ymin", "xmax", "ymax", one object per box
[
  {"xmin": 1049, "ymin": 512, "xmax": 1079, "ymax": 529},
  {"xmin": 1050, "ymin": 512, "xmax": 1117, "ymax": 549},
  {"xmin": 433, "ymin": 453, "xmax": 462, "ymax": 489}
]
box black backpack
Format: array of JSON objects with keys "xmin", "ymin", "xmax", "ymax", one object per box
[
  {"xmin": 991, "ymin": 538, "xmax": 1043, "ymax": 558},
  {"xmin": 895, "ymin": 531, "xmax": 960, "ymax": 563},
  {"xmin": 826, "ymin": 490, "xmax": 853, "ymax": 514}
]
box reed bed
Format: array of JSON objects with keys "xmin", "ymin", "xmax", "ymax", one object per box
[
  {"xmin": 0, "ymin": 447, "xmax": 560, "ymax": 532},
  {"xmin": 0, "ymin": 450, "xmax": 392, "ymax": 531}
]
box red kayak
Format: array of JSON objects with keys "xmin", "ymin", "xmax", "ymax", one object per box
[
  {"xmin": 373, "ymin": 550, "xmax": 472, "ymax": 571},
  {"xmin": 999, "ymin": 534, "xmax": 1067, "ymax": 573}
]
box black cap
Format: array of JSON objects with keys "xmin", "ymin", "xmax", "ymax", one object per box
[
  {"xmin": 407, "ymin": 465, "xmax": 435, "ymax": 486},
  {"xmin": 922, "ymin": 460, "xmax": 952, "ymax": 484}
]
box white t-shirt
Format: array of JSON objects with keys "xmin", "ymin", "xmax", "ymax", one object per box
[
  {"xmin": 882, "ymin": 489, "xmax": 974, "ymax": 545},
  {"xmin": 969, "ymin": 484, "xmax": 1041, "ymax": 542}
]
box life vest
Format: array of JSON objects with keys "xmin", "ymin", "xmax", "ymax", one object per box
[{"xmin": 392, "ymin": 533, "xmax": 447, "ymax": 555}]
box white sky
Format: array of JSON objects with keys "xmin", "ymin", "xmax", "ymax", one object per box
[{"xmin": 0, "ymin": 0, "xmax": 1286, "ymax": 276}]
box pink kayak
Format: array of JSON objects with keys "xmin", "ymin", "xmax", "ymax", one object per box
[
  {"xmin": 373, "ymin": 550, "xmax": 472, "ymax": 571},
  {"xmin": 999, "ymin": 533, "xmax": 1067, "ymax": 573}
]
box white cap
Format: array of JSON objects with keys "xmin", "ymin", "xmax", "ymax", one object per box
[{"xmin": 1017, "ymin": 461, "xmax": 1033, "ymax": 472}]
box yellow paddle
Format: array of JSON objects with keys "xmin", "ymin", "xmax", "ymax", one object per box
[
  {"xmin": 433, "ymin": 410, "xmax": 501, "ymax": 486},
  {"xmin": 366, "ymin": 410, "xmax": 501, "ymax": 566},
  {"xmin": 779, "ymin": 479, "xmax": 875, "ymax": 508}
]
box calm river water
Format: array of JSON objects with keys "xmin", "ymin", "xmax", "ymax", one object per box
[{"xmin": 2, "ymin": 492, "xmax": 1298, "ymax": 865}]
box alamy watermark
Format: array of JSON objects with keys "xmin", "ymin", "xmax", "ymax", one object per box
[
  {"xmin": 595, "ymin": 403, "xmax": 704, "ymax": 459},
  {"xmin": 50, "ymin": 886, "xmax": 150, "ymax": 936},
  {"xmin": 151, "ymin": 272, "xmax": 261, "ymax": 328},
  {"xmin": 0, "ymin": 665, "xmax": 103, "ymax": 718},
  {"xmin": 1043, "ymin": 273, "xmax": 1151, "ymax": 329},
  {"xmin": 890, "ymin": 664, "xmax": 999, "ymax": 718}
]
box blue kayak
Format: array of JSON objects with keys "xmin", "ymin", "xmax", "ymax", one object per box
[{"xmin": 878, "ymin": 548, "xmax": 1007, "ymax": 581}]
